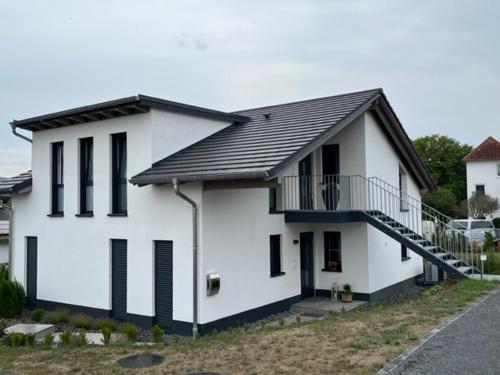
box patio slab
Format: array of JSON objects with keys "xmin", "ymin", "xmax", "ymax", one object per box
[
  {"xmin": 292, "ymin": 296, "xmax": 366, "ymax": 316},
  {"xmin": 4, "ymin": 323, "xmax": 55, "ymax": 339}
]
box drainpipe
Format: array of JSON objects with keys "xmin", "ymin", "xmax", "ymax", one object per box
[
  {"xmin": 0, "ymin": 201, "xmax": 13, "ymax": 281},
  {"xmin": 11, "ymin": 123, "xmax": 32, "ymax": 143},
  {"xmin": 172, "ymin": 178, "xmax": 198, "ymax": 338}
]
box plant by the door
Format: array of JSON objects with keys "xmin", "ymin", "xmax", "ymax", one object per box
[{"xmin": 341, "ymin": 284, "xmax": 353, "ymax": 303}]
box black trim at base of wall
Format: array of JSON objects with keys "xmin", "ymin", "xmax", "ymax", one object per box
[
  {"xmin": 197, "ymin": 294, "xmax": 301, "ymax": 335},
  {"xmin": 35, "ymin": 299, "xmax": 111, "ymax": 318},
  {"xmin": 315, "ymin": 274, "xmax": 423, "ymax": 303}
]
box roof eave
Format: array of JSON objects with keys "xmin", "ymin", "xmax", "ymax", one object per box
[{"xmin": 130, "ymin": 171, "xmax": 269, "ymax": 186}]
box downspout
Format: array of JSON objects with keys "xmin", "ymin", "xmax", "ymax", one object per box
[
  {"xmin": 0, "ymin": 201, "xmax": 12, "ymax": 281},
  {"xmin": 11, "ymin": 123, "xmax": 32, "ymax": 143},
  {"xmin": 172, "ymin": 178, "xmax": 198, "ymax": 338}
]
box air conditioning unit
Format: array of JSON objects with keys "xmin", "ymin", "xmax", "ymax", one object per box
[{"xmin": 424, "ymin": 261, "xmax": 440, "ymax": 284}]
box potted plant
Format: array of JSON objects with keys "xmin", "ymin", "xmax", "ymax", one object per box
[{"xmin": 341, "ymin": 284, "xmax": 353, "ymax": 303}]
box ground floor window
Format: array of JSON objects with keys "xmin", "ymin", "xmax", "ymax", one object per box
[
  {"xmin": 324, "ymin": 231, "xmax": 341, "ymax": 272},
  {"xmin": 270, "ymin": 234, "xmax": 283, "ymax": 277},
  {"xmin": 401, "ymin": 244, "xmax": 410, "ymax": 261}
]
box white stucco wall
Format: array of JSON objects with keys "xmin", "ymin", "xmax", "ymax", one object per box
[
  {"xmin": 466, "ymin": 160, "xmax": 500, "ymax": 218},
  {"xmin": 10, "ymin": 109, "xmax": 231, "ymax": 324}
]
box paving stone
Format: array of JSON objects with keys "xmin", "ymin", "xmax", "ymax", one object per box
[{"xmin": 4, "ymin": 324, "xmax": 55, "ymax": 339}]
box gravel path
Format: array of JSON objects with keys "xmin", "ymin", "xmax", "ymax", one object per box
[{"xmin": 380, "ymin": 288, "xmax": 500, "ymax": 375}]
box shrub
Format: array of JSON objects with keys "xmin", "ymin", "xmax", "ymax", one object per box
[
  {"xmin": 0, "ymin": 279, "xmax": 26, "ymax": 318},
  {"xmin": 0, "ymin": 265, "xmax": 8, "ymax": 281},
  {"xmin": 0, "ymin": 319, "xmax": 6, "ymax": 337},
  {"xmin": 493, "ymin": 217, "xmax": 500, "ymax": 229},
  {"xmin": 4, "ymin": 332, "xmax": 25, "ymax": 347},
  {"xmin": 70, "ymin": 313, "xmax": 92, "ymax": 329},
  {"xmin": 94, "ymin": 317, "xmax": 118, "ymax": 331},
  {"xmin": 43, "ymin": 332, "xmax": 54, "ymax": 348},
  {"xmin": 53, "ymin": 308, "xmax": 70, "ymax": 323},
  {"xmin": 484, "ymin": 232, "xmax": 495, "ymax": 252},
  {"xmin": 78, "ymin": 330, "xmax": 87, "ymax": 346},
  {"xmin": 343, "ymin": 284, "xmax": 352, "ymax": 293},
  {"xmin": 25, "ymin": 333, "xmax": 36, "ymax": 347},
  {"xmin": 60, "ymin": 330, "xmax": 71, "ymax": 346},
  {"xmin": 151, "ymin": 325, "xmax": 164, "ymax": 344},
  {"xmin": 31, "ymin": 308, "xmax": 45, "ymax": 322},
  {"xmin": 101, "ymin": 326, "xmax": 112, "ymax": 345},
  {"xmin": 119, "ymin": 323, "xmax": 140, "ymax": 343}
]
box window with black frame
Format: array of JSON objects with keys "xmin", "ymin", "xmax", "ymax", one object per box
[
  {"xmin": 111, "ymin": 133, "xmax": 127, "ymax": 214},
  {"xmin": 270, "ymin": 234, "xmax": 283, "ymax": 277},
  {"xmin": 51, "ymin": 142, "xmax": 64, "ymax": 215},
  {"xmin": 80, "ymin": 138, "xmax": 93, "ymax": 214},
  {"xmin": 323, "ymin": 231, "xmax": 341, "ymax": 272}
]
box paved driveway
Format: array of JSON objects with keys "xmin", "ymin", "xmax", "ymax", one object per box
[{"xmin": 380, "ymin": 288, "xmax": 500, "ymax": 375}]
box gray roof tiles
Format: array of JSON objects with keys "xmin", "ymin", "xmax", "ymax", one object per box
[
  {"xmin": 0, "ymin": 171, "xmax": 32, "ymax": 197},
  {"xmin": 130, "ymin": 89, "xmax": 381, "ymax": 185}
]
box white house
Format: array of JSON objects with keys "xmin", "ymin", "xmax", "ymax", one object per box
[
  {"xmin": 464, "ymin": 136, "xmax": 500, "ymax": 219},
  {"xmin": 1, "ymin": 89, "xmax": 478, "ymax": 336}
]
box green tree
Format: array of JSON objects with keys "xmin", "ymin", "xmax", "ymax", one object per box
[
  {"xmin": 421, "ymin": 188, "xmax": 457, "ymax": 217},
  {"xmin": 467, "ymin": 192, "xmax": 499, "ymax": 219}
]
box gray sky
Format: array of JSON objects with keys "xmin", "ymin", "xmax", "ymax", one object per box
[{"xmin": 1, "ymin": 0, "xmax": 499, "ymax": 177}]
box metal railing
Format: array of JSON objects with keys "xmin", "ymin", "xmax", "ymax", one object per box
[{"xmin": 282, "ymin": 174, "xmax": 478, "ymax": 272}]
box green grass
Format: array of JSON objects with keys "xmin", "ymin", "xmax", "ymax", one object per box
[{"xmin": 0, "ymin": 279, "xmax": 496, "ymax": 375}]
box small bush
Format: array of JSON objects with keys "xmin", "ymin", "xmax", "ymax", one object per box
[
  {"xmin": 422, "ymin": 284, "xmax": 444, "ymax": 297},
  {"xmin": 43, "ymin": 332, "xmax": 54, "ymax": 348},
  {"xmin": 101, "ymin": 326, "xmax": 112, "ymax": 345},
  {"xmin": 151, "ymin": 325, "xmax": 164, "ymax": 344},
  {"xmin": 42, "ymin": 311, "xmax": 60, "ymax": 324},
  {"xmin": 60, "ymin": 330, "xmax": 71, "ymax": 346},
  {"xmin": 119, "ymin": 323, "xmax": 140, "ymax": 343},
  {"xmin": 4, "ymin": 332, "xmax": 25, "ymax": 347},
  {"xmin": 25, "ymin": 333, "xmax": 36, "ymax": 347},
  {"xmin": 0, "ymin": 265, "xmax": 8, "ymax": 281},
  {"xmin": 0, "ymin": 279, "xmax": 26, "ymax": 318},
  {"xmin": 53, "ymin": 308, "xmax": 70, "ymax": 323},
  {"xmin": 31, "ymin": 308, "xmax": 45, "ymax": 322},
  {"xmin": 78, "ymin": 330, "xmax": 87, "ymax": 346},
  {"xmin": 0, "ymin": 319, "xmax": 6, "ymax": 337},
  {"xmin": 70, "ymin": 313, "xmax": 92, "ymax": 329},
  {"xmin": 94, "ymin": 317, "xmax": 118, "ymax": 331},
  {"xmin": 492, "ymin": 217, "xmax": 500, "ymax": 228}
]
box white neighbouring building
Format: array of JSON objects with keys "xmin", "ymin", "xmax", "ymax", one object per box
[
  {"xmin": 464, "ymin": 136, "xmax": 500, "ymax": 219},
  {"xmin": 0, "ymin": 210, "xmax": 8, "ymax": 265},
  {"xmin": 3, "ymin": 88, "xmax": 476, "ymax": 336}
]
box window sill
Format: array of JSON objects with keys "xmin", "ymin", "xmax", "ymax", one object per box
[
  {"xmin": 107, "ymin": 213, "xmax": 128, "ymax": 217},
  {"xmin": 270, "ymin": 272, "xmax": 286, "ymax": 278},
  {"xmin": 47, "ymin": 213, "xmax": 64, "ymax": 217},
  {"xmin": 401, "ymin": 256, "xmax": 412, "ymax": 262},
  {"xmin": 321, "ymin": 268, "xmax": 342, "ymax": 273},
  {"xmin": 75, "ymin": 213, "xmax": 94, "ymax": 217},
  {"xmin": 269, "ymin": 210, "xmax": 284, "ymax": 215}
]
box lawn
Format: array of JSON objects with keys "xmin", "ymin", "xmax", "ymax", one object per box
[{"xmin": 0, "ymin": 279, "xmax": 496, "ymax": 375}]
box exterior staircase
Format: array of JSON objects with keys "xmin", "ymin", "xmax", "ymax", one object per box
[{"xmin": 282, "ymin": 174, "xmax": 481, "ymax": 279}]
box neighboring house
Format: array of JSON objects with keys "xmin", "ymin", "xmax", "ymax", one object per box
[
  {"xmin": 0, "ymin": 89, "xmax": 478, "ymax": 336},
  {"xmin": 464, "ymin": 136, "xmax": 500, "ymax": 218}
]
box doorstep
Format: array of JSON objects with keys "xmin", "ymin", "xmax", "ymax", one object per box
[{"xmin": 292, "ymin": 297, "xmax": 366, "ymax": 316}]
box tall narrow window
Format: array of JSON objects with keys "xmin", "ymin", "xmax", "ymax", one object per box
[
  {"xmin": 324, "ymin": 232, "xmax": 341, "ymax": 272},
  {"xmin": 80, "ymin": 138, "xmax": 93, "ymax": 214},
  {"xmin": 111, "ymin": 133, "xmax": 127, "ymax": 214},
  {"xmin": 51, "ymin": 142, "xmax": 64, "ymax": 214},
  {"xmin": 270, "ymin": 234, "xmax": 283, "ymax": 277},
  {"xmin": 401, "ymin": 244, "xmax": 409, "ymax": 261}
]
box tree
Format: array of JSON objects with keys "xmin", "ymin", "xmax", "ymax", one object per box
[
  {"xmin": 413, "ymin": 135, "xmax": 472, "ymax": 203},
  {"xmin": 421, "ymin": 188, "xmax": 456, "ymax": 217},
  {"xmin": 467, "ymin": 192, "xmax": 499, "ymax": 219}
]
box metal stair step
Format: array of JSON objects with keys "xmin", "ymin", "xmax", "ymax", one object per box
[
  {"xmin": 423, "ymin": 245, "xmax": 439, "ymax": 252},
  {"xmin": 435, "ymin": 252, "xmax": 448, "ymax": 258},
  {"xmin": 457, "ymin": 266, "xmax": 472, "ymax": 274},
  {"xmin": 445, "ymin": 259, "xmax": 460, "ymax": 266}
]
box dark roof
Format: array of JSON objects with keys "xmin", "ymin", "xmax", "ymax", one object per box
[
  {"xmin": 130, "ymin": 89, "xmax": 436, "ymax": 190},
  {"xmin": 463, "ymin": 136, "xmax": 500, "ymax": 161},
  {"xmin": 12, "ymin": 95, "xmax": 249, "ymax": 132},
  {"xmin": 0, "ymin": 171, "xmax": 32, "ymax": 198}
]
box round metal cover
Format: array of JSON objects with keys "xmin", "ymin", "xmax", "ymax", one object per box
[{"xmin": 117, "ymin": 353, "xmax": 164, "ymax": 369}]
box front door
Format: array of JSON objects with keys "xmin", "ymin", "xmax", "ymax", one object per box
[
  {"xmin": 298, "ymin": 153, "xmax": 313, "ymax": 209},
  {"xmin": 300, "ymin": 232, "xmax": 314, "ymax": 298}
]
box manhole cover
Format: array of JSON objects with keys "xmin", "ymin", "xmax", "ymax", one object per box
[{"xmin": 117, "ymin": 353, "xmax": 164, "ymax": 369}]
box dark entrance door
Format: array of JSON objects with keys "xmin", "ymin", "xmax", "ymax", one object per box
[
  {"xmin": 111, "ymin": 239, "xmax": 127, "ymax": 321},
  {"xmin": 26, "ymin": 236, "xmax": 38, "ymax": 307},
  {"xmin": 300, "ymin": 232, "xmax": 314, "ymax": 298},
  {"xmin": 298, "ymin": 153, "xmax": 313, "ymax": 210},
  {"xmin": 322, "ymin": 145, "xmax": 340, "ymax": 210},
  {"xmin": 155, "ymin": 240, "xmax": 173, "ymax": 332}
]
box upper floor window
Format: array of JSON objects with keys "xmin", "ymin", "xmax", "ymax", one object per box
[
  {"xmin": 111, "ymin": 133, "xmax": 127, "ymax": 214},
  {"xmin": 51, "ymin": 142, "xmax": 64, "ymax": 215},
  {"xmin": 80, "ymin": 138, "xmax": 93, "ymax": 214}
]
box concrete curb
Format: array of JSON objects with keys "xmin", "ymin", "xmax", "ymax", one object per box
[{"xmin": 377, "ymin": 287, "xmax": 500, "ymax": 375}]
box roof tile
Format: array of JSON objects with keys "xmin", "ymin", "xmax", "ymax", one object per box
[{"xmin": 464, "ymin": 137, "xmax": 500, "ymax": 161}]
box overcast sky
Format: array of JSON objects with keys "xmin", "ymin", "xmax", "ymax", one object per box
[{"xmin": 1, "ymin": 0, "xmax": 499, "ymax": 177}]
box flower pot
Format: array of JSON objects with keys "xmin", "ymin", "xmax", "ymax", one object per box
[{"xmin": 341, "ymin": 292, "xmax": 353, "ymax": 303}]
